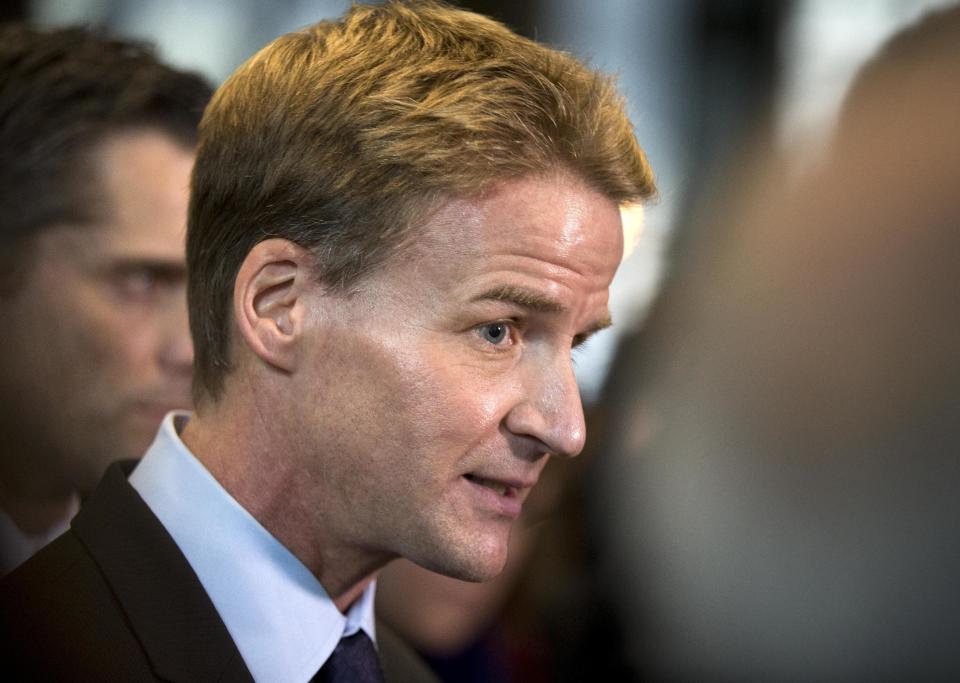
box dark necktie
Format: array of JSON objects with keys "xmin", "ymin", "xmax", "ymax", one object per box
[{"xmin": 313, "ymin": 630, "xmax": 385, "ymax": 683}]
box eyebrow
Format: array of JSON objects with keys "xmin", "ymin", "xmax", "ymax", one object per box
[
  {"xmin": 471, "ymin": 284, "xmax": 614, "ymax": 345},
  {"xmin": 471, "ymin": 284, "xmax": 567, "ymax": 314},
  {"xmin": 108, "ymin": 259, "xmax": 188, "ymax": 281}
]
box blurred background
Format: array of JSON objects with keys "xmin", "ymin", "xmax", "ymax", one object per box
[{"xmin": 6, "ymin": 1, "xmax": 959, "ymax": 680}]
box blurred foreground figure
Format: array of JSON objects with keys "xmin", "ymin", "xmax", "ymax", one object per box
[
  {"xmin": 1, "ymin": 2, "xmax": 655, "ymax": 680},
  {"xmin": 598, "ymin": 6, "xmax": 960, "ymax": 680},
  {"xmin": 0, "ymin": 26, "xmax": 210, "ymax": 574}
]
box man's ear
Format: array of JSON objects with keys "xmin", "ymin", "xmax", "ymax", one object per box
[{"xmin": 233, "ymin": 238, "xmax": 315, "ymax": 373}]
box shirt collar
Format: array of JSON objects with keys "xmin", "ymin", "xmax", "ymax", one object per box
[{"xmin": 129, "ymin": 412, "xmax": 377, "ymax": 683}]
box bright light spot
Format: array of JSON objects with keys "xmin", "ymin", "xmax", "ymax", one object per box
[{"xmin": 620, "ymin": 203, "xmax": 645, "ymax": 261}]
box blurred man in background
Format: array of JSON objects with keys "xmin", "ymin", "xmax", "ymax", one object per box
[
  {"xmin": 596, "ymin": 5, "xmax": 960, "ymax": 679},
  {"xmin": 0, "ymin": 25, "xmax": 211, "ymax": 573}
]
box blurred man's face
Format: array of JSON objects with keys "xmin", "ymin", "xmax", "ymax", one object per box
[
  {"xmin": 291, "ymin": 171, "xmax": 624, "ymax": 581},
  {"xmin": 0, "ymin": 129, "xmax": 194, "ymax": 495}
]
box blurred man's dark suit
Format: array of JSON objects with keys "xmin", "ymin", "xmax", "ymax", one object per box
[{"xmin": 0, "ymin": 461, "xmax": 436, "ymax": 682}]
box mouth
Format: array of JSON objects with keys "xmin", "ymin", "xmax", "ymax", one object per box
[
  {"xmin": 463, "ymin": 474, "xmax": 512, "ymax": 497},
  {"xmin": 461, "ymin": 473, "xmax": 535, "ymax": 519}
]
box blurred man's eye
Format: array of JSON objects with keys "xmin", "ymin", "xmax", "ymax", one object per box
[
  {"xmin": 108, "ymin": 264, "xmax": 184, "ymax": 303},
  {"xmin": 120, "ymin": 269, "xmax": 158, "ymax": 298}
]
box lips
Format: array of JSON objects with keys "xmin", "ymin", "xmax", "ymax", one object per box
[
  {"xmin": 461, "ymin": 472, "xmax": 538, "ymax": 519},
  {"xmin": 464, "ymin": 474, "xmax": 510, "ymax": 497}
]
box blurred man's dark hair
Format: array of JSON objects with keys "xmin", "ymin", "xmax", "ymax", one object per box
[{"xmin": 0, "ymin": 24, "xmax": 210, "ymax": 290}]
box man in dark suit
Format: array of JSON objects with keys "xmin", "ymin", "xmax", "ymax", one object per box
[{"xmin": 1, "ymin": 2, "xmax": 656, "ymax": 680}]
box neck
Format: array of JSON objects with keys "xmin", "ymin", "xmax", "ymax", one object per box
[
  {"xmin": 181, "ymin": 390, "xmax": 392, "ymax": 609},
  {"xmin": 333, "ymin": 575, "xmax": 376, "ymax": 614},
  {"xmin": 0, "ymin": 430, "xmax": 81, "ymax": 534},
  {"xmin": 0, "ymin": 470, "xmax": 78, "ymax": 535}
]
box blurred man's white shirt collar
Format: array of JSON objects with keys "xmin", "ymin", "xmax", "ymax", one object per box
[
  {"xmin": 0, "ymin": 496, "xmax": 79, "ymax": 576},
  {"xmin": 130, "ymin": 411, "xmax": 376, "ymax": 683}
]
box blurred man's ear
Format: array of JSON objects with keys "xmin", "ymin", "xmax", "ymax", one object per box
[{"xmin": 233, "ymin": 238, "xmax": 314, "ymax": 374}]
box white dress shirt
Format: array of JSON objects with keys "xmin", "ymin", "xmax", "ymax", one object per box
[{"xmin": 130, "ymin": 412, "xmax": 376, "ymax": 683}]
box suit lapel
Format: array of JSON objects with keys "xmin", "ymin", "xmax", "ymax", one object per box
[{"xmin": 72, "ymin": 461, "xmax": 254, "ymax": 682}]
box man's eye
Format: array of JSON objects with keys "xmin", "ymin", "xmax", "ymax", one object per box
[
  {"xmin": 477, "ymin": 322, "xmax": 510, "ymax": 345},
  {"xmin": 112, "ymin": 269, "xmax": 161, "ymax": 302},
  {"xmin": 123, "ymin": 270, "xmax": 157, "ymax": 295},
  {"xmin": 109, "ymin": 265, "xmax": 184, "ymax": 303},
  {"xmin": 108, "ymin": 263, "xmax": 186, "ymax": 303}
]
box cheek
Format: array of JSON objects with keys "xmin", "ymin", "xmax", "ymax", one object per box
[
  {"xmin": 380, "ymin": 362, "xmax": 502, "ymax": 461},
  {"xmin": 402, "ymin": 358, "xmax": 516, "ymax": 453},
  {"xmin": 312, "ymin": 320, "xmax": 519, "ymax": 471},
  {"xmin": 50, "ymin": 276, "xmax": 154, "ymax": 356},
  {"xmin": 35, "ymin": 290, "xmax": 120, "ymax": 382},
  {"xmin": 70, "ymin": 298, "xmax": 157, "ymax": 378}
]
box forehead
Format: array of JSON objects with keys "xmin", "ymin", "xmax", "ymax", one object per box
[
  {"xmin": 29, "ymin": 131, "xmax": 193, "ymax": 272},
  {"xmin": 351, "ymin": 171, "xmax": 626, "ymax": 336},
  {"xmin": 408, "ymin": 172, "xmax": 624, "ymax": 277},
  {"xmin": 45, "ymin": 130, "xmax": 195, "ymax": 264}
]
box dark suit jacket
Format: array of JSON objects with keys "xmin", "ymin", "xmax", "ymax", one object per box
[{"xmin": 0, "ymin": 461, "xmax": 437, "ymax": 682}]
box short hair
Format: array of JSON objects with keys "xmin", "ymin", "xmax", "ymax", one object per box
[
  {"xmin": 189, "ymin": 0, "xmax": 657, "ymax": 402},
  {"xmin": 0, "ymin": 24, "xmax": 211, "ymax": 288}
]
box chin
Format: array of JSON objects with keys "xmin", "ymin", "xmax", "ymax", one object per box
[
  {"xmin": 412, "ymin": 534, "xmax": 510, "ymax": 583},
  {"xmin": 423, "ymin": 559, "xmax": 506, "ymax": 584},
  {"xmin": 454, "ymin": 563, "xmax": 507, "ymax": 583}
]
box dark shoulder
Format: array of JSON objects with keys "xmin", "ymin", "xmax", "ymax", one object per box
[
  {"xmin": 377, "ymin": 620, "xmax": 441, "ymax": 683},
  {"xmin": 1, "ymin": 530, "xmax": 156, "ymax": 680}
]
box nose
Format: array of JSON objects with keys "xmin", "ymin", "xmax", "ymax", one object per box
[
  {"xmin": 503, "ymin": 354, "xmax": 586, "ymax": 459},
  {"xmin": 158, "ymin": 288, "xmax": 194, "ymax": 377}
]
